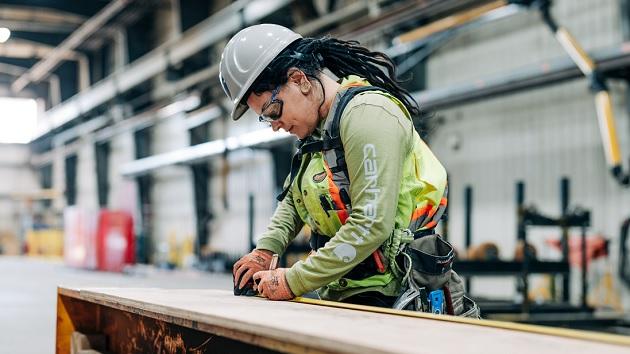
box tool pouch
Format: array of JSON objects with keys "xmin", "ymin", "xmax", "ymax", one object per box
[
  {"xmin": 395, "ymin": 233, "xmax": 480, "ymax": 318},
  {"xmin": 405, "ymin": 234, "xmax": 454, "ymax": 290},
  {"xmin": 446, "ymin": 269, "xmax": 480, "ymax": 318}
]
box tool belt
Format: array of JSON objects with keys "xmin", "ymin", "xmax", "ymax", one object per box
[
  {"xmin": 405, "ymin": 229, "xmax": 454, "ymax": 288},
  {"xmin": 309, "ymin": 232, "xmax": 382, "ymax": 280},
  {"xmin": 393, "ymin": 231, "xmax": 480, "ymax": 318},
  {"xmin": 309, "ymin": 232, "xmax": 328, "ymax": 251},
  {"xmin": 309, "ymin": 228, "xmax": 449, "ymax": 281}
]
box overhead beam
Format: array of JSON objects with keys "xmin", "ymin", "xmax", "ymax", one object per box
[
  {"xmin": 36, "ymin": 0, "xmax": 484, "ymax": 143},
  {"xmin": 0, "ymin": 20, "xmax": 78, "ymax": 34},
  {"xmin": 34, "ymin": 0, "xmax": 293, "ymax": 140},
  {"xmin": 119, "ymin": 129, "xmax": 293, "ymax": 178},
  {"xmin": 0, "ymin": 40, "xmax": 90, "ymax": 93},
  {"xmin": 31, "ymin": 99, "xmax": 219, "ymax": 168},
  {"xmin": 295, "ymin": 0, "xmax": 385, "ymax": 36},
  {"xmin": 158, "ymin": 0, "xmax": 493, "ymax": 101},
  {"xmin": 11, "ymin": 0, "xmax": 132, "ymax": 93},
  {"xmin": 396, "ymin": 0, "xmax": 505, "ymax": 43},
  {"xmin": 0, "ymin": 62, "xmax": 30, "ymax": 77},
  {"xmin": 0, "ymin": 40, "xmax": 83, "ymax": 60},
  {"xmin": 0, "ymin": 62, "xmax": 61, "ymax": 105},
  {"xmin": 82, "ymin": 1, "xmax": 151, "ymax": 51},
  {"xmin": 414, "ymin": 43, "xmax": 630, "ymax": 110},
  {"xmin": 338, "ymin": 0, "xmax": 496, "ymax": 44},
  {"xmin": 0, "ymin": 6, "xmax": 85, "ymax": 25},
  {"xmin": 153, "ymin": 0, "xmax": 379, "ymax": 99}
]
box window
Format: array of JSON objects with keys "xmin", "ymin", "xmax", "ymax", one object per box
[
  {"xmin": 189, "ymin": 123, "xmax": 213, "ymax": 256},
  {"xmin": 65, "ymin": 154, "xmax": 78, "ymax": 206},
  {"xmin": 39, "ymin": 164, "xmax": 53, "ymax": 208},
  {"xmin": 95, "ymin": 142, "xmax": 110, "ymax": 207},
  {"xmin": 134, "ymin": 128, "xmax": 152, "ymax": 263},
  {"xmin": 0, "ymin": 98, "xmax": 37, "ymax": 144}
]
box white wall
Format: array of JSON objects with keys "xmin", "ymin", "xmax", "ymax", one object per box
[
  {"xmin": 75, "ymin": 137, "xmax": 98, "ymax": 211},
  {"xmin": 150, "ymin": 112, "xmax": 196, "ymax": 263},
  {"xmin": 209, "ymin": 148, "xmax": 277, "ymax": 256},
  {"xmin": 0, "ymin": 144, "xmax": 39, "ymax": 236},
  {"xmin": 108, "ymin": 131, "xmax": 136, "ymax": 213},
  {"xmin": 208, "ymin": 110, "xmax": 279, "ymax": 256},
  {"xmin": 426, "ymin": 0, "xmax": 630, "ymax": 308}
]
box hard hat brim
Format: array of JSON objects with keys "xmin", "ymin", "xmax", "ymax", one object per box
[{"xmin": 232, "ymin": 101, "xmax": 249, "ymax": 121}]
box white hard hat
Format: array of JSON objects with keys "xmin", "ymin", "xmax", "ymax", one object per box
[{"xmin": 219, "ymin": 24, "xmax": 302, "ymax": 121}]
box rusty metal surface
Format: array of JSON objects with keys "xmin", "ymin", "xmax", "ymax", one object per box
[
  {"xmin": 57, "ymin": 293, "xmax": 283, "ymax": 354},
  {"xmin": 100, "ymin": 305, "xmax": 281, "ymax": 354}
]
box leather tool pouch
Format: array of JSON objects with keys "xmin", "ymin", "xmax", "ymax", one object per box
[{"xmin": 395, "ymin": 233, "xmax": 480, "ymax": 318}]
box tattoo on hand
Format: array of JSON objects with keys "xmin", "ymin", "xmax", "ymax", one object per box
[
  {"xmin": 254, "ymin": 256, "xmax": 266, "ymax": 266},
  {"xmin": 267, "ymin": 275, "xmax": 279, "ymax": 295}
]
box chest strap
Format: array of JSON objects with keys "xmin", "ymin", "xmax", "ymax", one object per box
[
  {"xmin": 276, "ymin": 137, "xmax": 322, "ymax": 202},
  {"xmin": 276, "ymin": 85, "xmax": 386, "ymax": 202}
]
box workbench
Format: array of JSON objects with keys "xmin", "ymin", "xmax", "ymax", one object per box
[{"xmin": 56, "ymin": 287, "xmax": 630, "ymax": 354}]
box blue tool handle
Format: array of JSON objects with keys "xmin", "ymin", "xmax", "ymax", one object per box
[{"xmin": 429, "ymin": 289, "xmax": 445, "ymax": 314}]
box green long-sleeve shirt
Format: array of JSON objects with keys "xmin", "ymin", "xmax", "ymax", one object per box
[{"xmin": 257, "ymin": 90, "xmax": 417, "ymax": 298}]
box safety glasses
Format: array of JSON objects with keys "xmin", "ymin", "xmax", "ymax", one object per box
[{"xmin": 258, "ymin": 86, "xmax": 284, "ymax": 123}]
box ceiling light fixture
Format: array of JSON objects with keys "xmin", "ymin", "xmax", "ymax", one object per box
[{"xmin": 0, "ymin": 28, "xmax": 11, "ymax": 43}]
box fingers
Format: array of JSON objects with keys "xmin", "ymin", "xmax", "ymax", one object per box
[
  {"xmin": 233, "ymin": 253, "xmax": 258, "ymax": 287},
  {"xmin": 232, "ymin": 250, "xmax": 278, "ymax": 296},
  {"xmin": 238, "ymin": 268, "xmax": 256, "ymax": 290},
  {"xmin": 252, "ymin": 270, "xmax": 264, "ymax": 283},
  {"xmin": 233, "ymin": 254, "xmax": 248, "ymax": 275},
  {"xmin": 233, "ymin": 257, "xmax": 246, "ymax": 280},
  {"xmin": 252, "ymin": 271, "xmax": 267, "ymax": 296},
  {"xmin": 254, "ymin": 269, "xmax": 292, "ymax": 300},
  {"xmin": 233, "ymin": 263, "xmax": 247, "ymax": 288}
]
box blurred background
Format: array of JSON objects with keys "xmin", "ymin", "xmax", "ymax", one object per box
[{"xmin": 0, "ymin": 0, "xmax": 629, "ymax": 351}]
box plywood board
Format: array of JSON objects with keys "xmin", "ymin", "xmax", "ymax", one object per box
[{"xmin": 58, "ymin": 287, "xmax": 629, "ymax": 354}]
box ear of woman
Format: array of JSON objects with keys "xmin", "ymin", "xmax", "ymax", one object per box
[
  {"xmin": 288, "ymin": 68, "xmax": 311, "ymax": 94},
  {"xmin": 300, "ymin": 81, "xmax": 312, "ymax": 94}
]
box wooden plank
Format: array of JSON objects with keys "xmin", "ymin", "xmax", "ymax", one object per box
[
  {"xmin": 293, "ymin": 297, "xmax": 630, "ymax": 347},
  {"xmin": 58, "ymin": 287, "xmax": 629, "ymax": 354}
]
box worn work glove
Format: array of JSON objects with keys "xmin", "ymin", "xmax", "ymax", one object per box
[
  {"xmin": 253, "ymin": 268, "xmax": 294, "ymax": 301},
  {"xmin": 233, "ymin": 249, "xmax": 273, "ymax": 296}
]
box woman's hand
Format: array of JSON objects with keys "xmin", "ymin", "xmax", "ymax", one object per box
[
  {"xmin": 253, "ymin": 268, "xmax": 294, "ymax": 300},
  {"xmin": 233, "ymin": 249, "xmax": 273, "ymax": 293}
]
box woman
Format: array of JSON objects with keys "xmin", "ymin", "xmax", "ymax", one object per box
[{"xmin": 220, "ymin": 24, "xmax": 463, "ymax": 312}]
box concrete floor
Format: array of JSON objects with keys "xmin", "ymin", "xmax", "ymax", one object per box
[{"xmin": 0, "ymin": 256, "xmax": 232, "ymax": 354}]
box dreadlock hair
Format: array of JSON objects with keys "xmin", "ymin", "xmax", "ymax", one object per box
[{"xmin": 249, "ymin": 36, "xmax": 421, "ymax": 117}]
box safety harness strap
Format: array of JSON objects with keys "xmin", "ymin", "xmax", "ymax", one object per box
[
  {"xmin": 322, "ymin": 86, "xmax": 383, "ymax": 190},
  {"xmin": 276, "ymin": 86, "xmax": 385, "ymax": 202}
]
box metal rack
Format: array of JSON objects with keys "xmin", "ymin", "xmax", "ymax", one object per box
[{"xmin": 454, "ymin": 178, "xmax": 591, "ymax": 316}]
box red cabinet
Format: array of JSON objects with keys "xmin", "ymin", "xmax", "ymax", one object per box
[{"xmin": 96, "ymin": 210, "xmax": 135, "ymax": 272}]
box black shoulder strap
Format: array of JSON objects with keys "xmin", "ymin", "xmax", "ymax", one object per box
[
  {"xmin": 322, "ymin": 85, "xmax": 385, "ymax": 176},
  {"xmin": 275, "ymin": 138, "xmax": 318, "ymax": 202},
  {"xmin": 276, "ymin": 85, "xmax": 386, "ymax": 202},
  {"xmin": 325, "ymin": 86, "xmax": 384, "ymax": 147}
]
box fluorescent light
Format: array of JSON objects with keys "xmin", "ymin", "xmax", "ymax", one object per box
[
  {"xmin": 0, "ymin": 28, "xmax": 10, "ymax": 43},
  {"xmin": 156, "ymin": 94, "xmax": 201, "ymax": 119}
]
